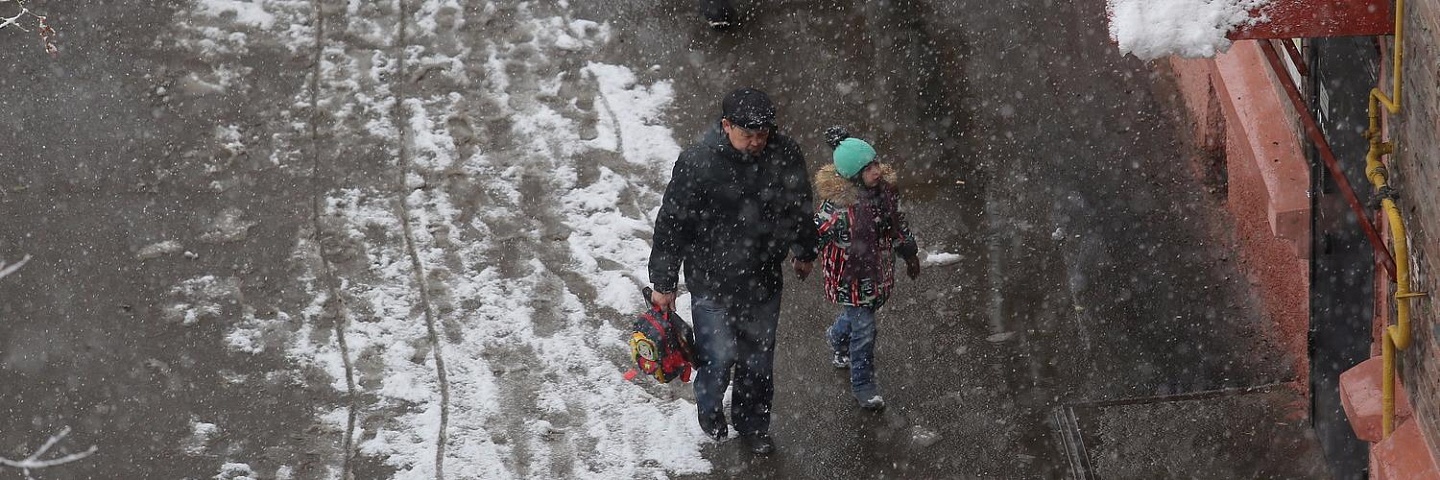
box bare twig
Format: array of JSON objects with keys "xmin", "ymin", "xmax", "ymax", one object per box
[
  {"xmin": 0, "ymin": 427, "xmax": 99, "ymax": 478},
  {"xmin": 0, "ymin": 254, "xmax": 30, "ymax": 280},
  {"xmin": 0, "ymin": 0, "xmax": 58, "ymax": 56},
  {"xmin": 0, "ymin": 276, "xmax": 91, "ymax": 479},
  {"xmin": 26, "ymin": 425, "xmax": 69, "ymax": 461},
  {"xmin": 0, "ymin": 1, "xmax": 35, "ymax": 31}
]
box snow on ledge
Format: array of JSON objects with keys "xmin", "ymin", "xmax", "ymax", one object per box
[{"xmin": 1108, "ymin": 0, "xmax": 1270, "ymax": 60}]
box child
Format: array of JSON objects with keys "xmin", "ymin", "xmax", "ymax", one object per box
[{"xmin": 814, "ymin": 128, "xmax": 921, "ymax": 411}]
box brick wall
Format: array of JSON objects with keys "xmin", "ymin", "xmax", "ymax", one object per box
[{"xmin": 1393, "ymin": 0, "xmax": 1440, "ymax": 463}]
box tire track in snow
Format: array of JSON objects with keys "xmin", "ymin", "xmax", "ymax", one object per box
[
  {"xmin": 304, "ymin": 0, "xmax": 358, "ymax": 476},
  {"xmin": 297, "ymin": 2, "xmax": 461, "ymax": 477},
  {"xmin": 168, "ymin": 0, "xmax": 469, "ymax": 477},
  {"xmin": 161, "ymin": 1, "xmax": 362, "ymax": 477},
  {"xmin": 390, "ymin": 0, "xmax": 452, "ymax": 477}
]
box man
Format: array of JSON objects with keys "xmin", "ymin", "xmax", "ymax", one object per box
[{"xmin": 649, "ymin": 87, "xmax": 818, "ymax": 455}]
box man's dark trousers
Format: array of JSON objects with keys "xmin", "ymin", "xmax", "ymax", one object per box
[{"xmin": 691, "ymin": 293, "xmax": 781, "ymax": 437}]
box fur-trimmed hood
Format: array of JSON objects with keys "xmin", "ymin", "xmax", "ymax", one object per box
[{"xmin": 814, "ymin": 163, "xmax": 899, "ymax": 206}]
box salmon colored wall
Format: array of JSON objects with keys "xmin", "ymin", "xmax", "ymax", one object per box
[
  {"xmin": 1160, "ymin": 6, "xmax": 1440, "ymax": 474},
  {"xmin": 1163, "ymin": 41, "xmax": 1311, "ymax": 392}
]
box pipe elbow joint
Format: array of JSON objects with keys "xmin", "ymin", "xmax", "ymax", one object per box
[{"xmin": 1388, "ymin": 324, "xmax": 1412, "ymax": 350}]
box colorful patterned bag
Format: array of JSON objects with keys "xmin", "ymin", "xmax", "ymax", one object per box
[{"xmin": 624, "ymin": 287, "xmax": 696, "ymax": 383}]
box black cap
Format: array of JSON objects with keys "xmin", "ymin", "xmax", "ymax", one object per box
[
  {"xmin": 823, "ymin": 125, "xmax": 850, "ymax": 149},
  {"xmin": 721, "ymin": 87, "xmax": 776, "ymax": 129}
]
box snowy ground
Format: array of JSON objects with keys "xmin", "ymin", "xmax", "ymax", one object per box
[
  {"xmin": 1, "ymin": 0, "xmax": 1333, "ymax": 478},
  {"xmin": 161, "ymin": 1, "xmax": 716, "ymax": 477},
  {"xmin": 0, "ymin": 1, "xmax": 713, "ymax": 478}
]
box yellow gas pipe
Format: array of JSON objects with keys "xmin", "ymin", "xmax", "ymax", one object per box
[
  {"xmin": 1366, "ymin": 0, "xmax": 1427, "ymax": 438},
  {"xmin": 1367, "ymin": 135, "xmax": 1419, "ymax": 436}
]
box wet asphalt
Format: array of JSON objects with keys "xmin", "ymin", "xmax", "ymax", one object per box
[
  {"xmin": 588, "ymin": 1, "xmax": 1315, "ymax": 478},
  {"xmin": 0, "ymin": 0, "xmax": 1324, "ymax": 478}
]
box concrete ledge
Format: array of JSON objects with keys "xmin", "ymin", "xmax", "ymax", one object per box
[
  {"xmin": 1340, "ymin": 356, "xmax": 1414, "ymax": 443},
  {"xmin": 1209, "ymin": 40, "xmax": 1311, "ymax": 259},
  {"xmin": 1375, "ymin": 419, "xmax": 1440, "ymax": 480},
  {"xmin": 1164, "ymin": 44, "xmax": 1312, "ymax": 387}
]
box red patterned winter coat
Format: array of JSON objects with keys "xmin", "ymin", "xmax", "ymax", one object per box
[{"xmin": 813, "ymin": 163, "xmax": 918, "ymax": 307}]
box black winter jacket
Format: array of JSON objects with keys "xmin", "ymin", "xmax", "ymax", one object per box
[{"xmin": 649, "ymin": 121, "xmax": 820, "ymax": 302}]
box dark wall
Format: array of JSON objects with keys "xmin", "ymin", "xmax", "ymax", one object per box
[{"xmin": 1308, "ymin": 36, "xmax": 1380, "ymax": 480}]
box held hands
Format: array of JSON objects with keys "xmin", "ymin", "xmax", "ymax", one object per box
[
  {"xmin": 793, "ymin": 259, "xmax": 813, "ymax": 281},
  {"xmin": 649, "ymin": 289, "xmax": 678, "ymax": 311},
  {"xmin": 905, "ymin": 256, "xmax": 921, "ymax": 279}
]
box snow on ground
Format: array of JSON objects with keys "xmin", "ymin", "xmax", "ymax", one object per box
[
  {"xmin": 195, "ymin": 0, "xmax": 280, "ymax": 29},
  {"xmin": 168, "ymin": 1, "xmax": 707, "ymax": 478},
  {"xmin": 922, "ymin": 251, "xmax": 963, "ymax": 267},
  {"xmin": 571, "ymin": 62, "xmax": 681, "ymax": 312},
  {"xmin": 1107, "ymin": 0, "xmax": 1269, "ymax": 60}
]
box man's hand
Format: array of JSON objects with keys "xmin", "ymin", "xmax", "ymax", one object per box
[
  {"xmin": 650, "ymin": 289, "xmax": 678, "ymax": 311},
  {"xmin": 905, "ymin": 256, "xmax": 921, "ymax": 279},
  {"xmin": 793, "ymin": 259, "xmax": 813, "ymax": 281}
]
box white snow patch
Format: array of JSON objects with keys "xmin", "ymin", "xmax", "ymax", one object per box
[
  {"xmin": 923, "ymin": 251, "xmax": 963, "ymax": 267},
  {"xmin": 196, "ymin": 0, "xmax": 278, "ymax": 29},
  {"xmin": 137, "ymin": 240, "xmax": 184, "ymax": 260},
  {"xmin": 561, "ymin": 167, "xmax": 656, "ymax": 312},
  {"xmin": 185, "ymin": 421, "xmax": 220, "ymax": 455},
  {"xmin": 225, "ymin": 328, "xmax": 263, "ymax": 354},
  {"xmin": 1107, "ymin": 0, "xmax": 1269, "ymax": 60},
  {"xmin": 164, "ymin": 275, "xmax": 238, "ymax": 326},
  {"xmin": 199, "ymin": 207, "xmax": 258, "ymax": 244},
  {"xmin": 583, "ymin": 62, "xmax": 680, "ymax": 166},
  {"xmin": 216, "ymin": 462, "xmax": 257, "ymax": 480}
]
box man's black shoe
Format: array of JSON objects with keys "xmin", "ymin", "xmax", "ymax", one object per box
[
  {"xmin": 698, "ymin": 0, "xmax": 737, "ymax": 29},
  {"xmin": 741, "ymin": 432, "xmax": 775, "ymax": 455},
  {"xmin": 704, "ymin": 425, "xmax": 728, "ymax": 442}
]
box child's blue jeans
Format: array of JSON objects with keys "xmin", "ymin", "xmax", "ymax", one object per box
[{"xmin": 827, "ymin": 305, "xmax": 879, "ymax": 400}]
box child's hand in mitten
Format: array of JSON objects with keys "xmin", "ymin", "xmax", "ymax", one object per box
[{"xmin": 905, "ymin": 256, "xmax": 921, "ymax": 279}]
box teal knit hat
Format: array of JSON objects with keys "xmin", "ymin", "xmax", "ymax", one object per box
[{"xmin": 833, "ymin": 138, "xmax": 876, "ymax": 179}]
